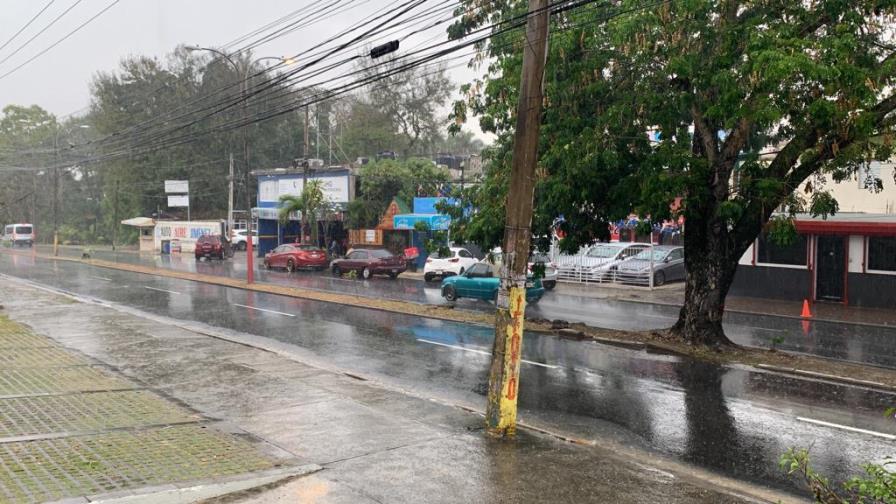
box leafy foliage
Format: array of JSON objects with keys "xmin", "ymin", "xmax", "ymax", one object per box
[
  {"xmin": 447, "ymin": 0, "xmax": 896, "ymax": 345},
  {"xmin": 781, "ymin": 448, "xmax": 896, "ymax": 503},
  {"xmin": 347, "ymin": 158, "xmax": 450, "ymax": 228},
  {"xmin": 278, "ymin": 179, "xmax": 330, "ymax": 245}
]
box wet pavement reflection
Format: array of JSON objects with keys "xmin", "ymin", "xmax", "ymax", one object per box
[{"xmin": 1, "ymin": 252, "xmax": 894, "ymax": 495}]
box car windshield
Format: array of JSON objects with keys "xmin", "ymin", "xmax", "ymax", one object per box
[
  {"xmin": 530, "ymin": 253, "xmax": 549, "ymax": 263},
  {"xmin": 298, "ymin": 245, "xmax": 321, "ymax": 251},
  {"xmin": 587, "ymin": 246, "xmax": 621, "ymax": 258},
  {"xmin": 430, "ymin": 249, "xmax": 453, "ymax": 259},
  {"xmin": 15, "ymin": 226, "xmax": 32, "ymax": 234},
  {"xmin": 632, "ymin": 249, "xmax": 668, "ymax": 261},
  {"xmin": 370, "ymin": 249, "xmax": 393, "ymax": 259}
]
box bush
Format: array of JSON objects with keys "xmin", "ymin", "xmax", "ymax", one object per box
[{"xmin": 780, "ymin": 448, "xmax": 896, "ymax": 503}]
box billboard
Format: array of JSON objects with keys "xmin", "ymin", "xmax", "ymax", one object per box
[{"xmin": 167, "ymin": 195, "xmax": 189, "ymax": 208}]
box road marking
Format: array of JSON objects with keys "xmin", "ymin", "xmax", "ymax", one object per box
[
  {"xmin": 143, "ymin": 286, "xmax": 182, "ymax": 295},
  {"xmin": 416, "ymin": 338, "xmax": 558, "ymax": 369},
  {"xmin": 797, "ymin": 417, "xmax": 896, "ymax": 440},
  {"xmin": 90, "ymin": 276, "xmax": 112, "ymax": 281},
  {"xmin": 232, "ymin": 303, "xmax": 296, "ymax": 317}
]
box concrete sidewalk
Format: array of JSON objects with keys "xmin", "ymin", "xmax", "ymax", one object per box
[{"xmin": 0, "ymin": 280, "xmax": 795, "ymax": 503}]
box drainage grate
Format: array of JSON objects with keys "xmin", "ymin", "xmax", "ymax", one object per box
[
  {"xmin": 0, "ymin": 367, "xmax": 130, "ymax": 397},
  {"xmin": 0, "ymin": 391, "xmax": 198, "ymax": 438},
  {"xmin": 0, "ymin": 425, "xmax": 278, "ymax": 503},
  {"xmin": 0, "ymin": 347, "xmax": 85, "ymax": 368}
]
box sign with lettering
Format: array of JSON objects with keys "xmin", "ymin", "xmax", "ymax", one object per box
[{"xmin": 164, "ymin": 180, "xmax": 189, "ymax": 194}]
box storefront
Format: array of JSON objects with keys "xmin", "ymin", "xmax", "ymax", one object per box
[
  {"xmin": 253, "ymin": 167, "xmax": 353, "ymax": 255},
  {"xmin": 731, "ymin": 213, "xmax": 896, "ymax": 308},
  {"xmin": 153, "ymin": 220, "xmax": 225, "ymax": 254}
]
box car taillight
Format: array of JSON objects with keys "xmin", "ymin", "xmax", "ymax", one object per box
[{"xmin": 449, "ymin": 258, "xmax": 459, "ymax": 263}]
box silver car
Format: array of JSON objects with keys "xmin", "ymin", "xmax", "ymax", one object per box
[
  {"xmin": 580, "ymin": 243, "xmax": 650, "ymax": 282},
  {"xmin": 615, "ymin": 246, "xmax": 685, "ymax": 286}
]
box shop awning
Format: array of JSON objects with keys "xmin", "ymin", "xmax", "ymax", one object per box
[{"xmin": 120, "ymin": 217, "xmax": 155, "ymax": 228}]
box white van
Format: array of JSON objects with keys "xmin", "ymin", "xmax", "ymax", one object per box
[{"xmin": 2, "ymin": 224, "xmax": 35, "ymax": 247}]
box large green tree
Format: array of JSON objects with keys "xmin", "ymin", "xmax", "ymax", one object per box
[{"xmin": 449, "ymin": 0, "xmax": 896, "ymax": 346}]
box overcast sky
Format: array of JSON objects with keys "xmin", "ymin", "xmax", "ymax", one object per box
[{"xmin": 0, "ymin": 0, "xmax": 486, "ymax": 135}]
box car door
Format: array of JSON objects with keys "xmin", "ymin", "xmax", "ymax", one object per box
[
  {"xmin": 471, "ymin": 263, "xmax": 497, "ymax": 300},
  {"xmin": 348, "ymin": 250, "xmax": 368, "ymax": 271},
  {"xmin": 666, "ymin": 248, "xmax": 685, "ymax": 280},
  {"xmin": 457, "ymin": 263, "xmax": 485, "ymax": 297},
  {"xmin": 457, "ymin": 248, "xmax": 477, "ymax": 272},
  {"xmin": 269, "ymin": 245, "xmax": 284, "ymax": 267}
]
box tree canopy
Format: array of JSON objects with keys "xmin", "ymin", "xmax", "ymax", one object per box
[{"xmin": 448, "ymin": 0, "xmax": 896, "ymax": 345}]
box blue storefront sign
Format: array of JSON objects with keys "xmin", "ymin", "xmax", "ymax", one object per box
[
  {"xmin": 413, "ymin": 197, "xmax": 458, "ymax": 215},
  {"xmin": 393, "ymin": 214, "xmax": 450, "ymax": 231}
]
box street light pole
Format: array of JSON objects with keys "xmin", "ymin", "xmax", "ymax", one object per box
[
  {"xmin": 186, "ymin": 48, "xmax": 288, "ymax": 284},
  {"xmin": 52, "ymin": 123, "xmax": 90, "ymax": 257}
]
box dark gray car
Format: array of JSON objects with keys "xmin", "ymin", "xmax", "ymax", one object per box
[{"xmin": 614, "ymin": 245, "xmax": 685, "ymax": 286}]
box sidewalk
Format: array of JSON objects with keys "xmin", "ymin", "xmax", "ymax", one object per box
[
  {"xmin": 0, "ymin": 280, "xmax": 793, "ymax": 503},
  {"xmin": 554, "ymin": 282, "xmax": 896, "ymax": 327}
]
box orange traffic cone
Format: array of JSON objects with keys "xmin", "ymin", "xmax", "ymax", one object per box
[{"xmin": 800, "ymin": 299, "xmax": 812, "ymax": 319}]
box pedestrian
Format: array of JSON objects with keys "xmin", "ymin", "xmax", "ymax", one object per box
[{"xmin": 329, "ymin": 238, "xmax": 339, "ymax": 257}]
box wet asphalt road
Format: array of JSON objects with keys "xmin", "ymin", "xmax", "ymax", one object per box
[
  {"xmin": 40, "ymin": 246, "xmax": 896, "ymax": 369},
  {"xmin": 1, "ymin": 251, "xmax": 894, "ymax": 496}
]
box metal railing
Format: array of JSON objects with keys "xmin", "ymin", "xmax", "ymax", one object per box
[{"xmin": 551, "ymin": 243, "xmax": 657, "ymax": 288}]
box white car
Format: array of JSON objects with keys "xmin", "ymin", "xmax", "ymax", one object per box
[
  {"xmin": 580, "ymin": 243, "xmax": 650, "ymax": 281},
  {"xmin": 231, "ymin": 230, "xmax": 258, "ymax": 251},
  {"xmin": 424, "ymin": 247, "xmax": 478, "ymax": 282}
]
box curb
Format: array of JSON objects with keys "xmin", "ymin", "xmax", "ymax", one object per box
[{"xmin": 754, "ymin": 364, "xmax": 896, "ymax": 393}]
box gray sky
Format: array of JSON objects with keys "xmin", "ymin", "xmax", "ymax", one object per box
[{"xmin": 0, "ymin": 0, "xmax": 486, "ymax": 136}]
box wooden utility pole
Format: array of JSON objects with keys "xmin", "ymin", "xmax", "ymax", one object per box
[
  {"xmin": 228, "ymin": 153, "xmax": 234, "ymax": 237},
  {"xmin": 485, "ymin": 0, "xmax": 550, "ymax": 437},
  {"xmin": 302, "ymin": 106, "xmax": 310, "ymax": 244}
]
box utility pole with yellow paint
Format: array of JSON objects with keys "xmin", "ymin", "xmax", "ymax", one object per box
[{"xmin": 485, "ymin": 0, "xmax": 550, "ymax": 437}]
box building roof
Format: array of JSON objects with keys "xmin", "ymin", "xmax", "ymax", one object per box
[
  {"xmin": 792, "ymin": 212, "xmax": 896, "ymax": 235},
  {"xmin": 120, "ymin": 217, "xmax": 155, "ymax": 228},
  {"xmin": 253, "ymin": 166, "xmax": 350, "ymax": 177}
]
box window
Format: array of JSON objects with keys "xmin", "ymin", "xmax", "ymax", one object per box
[
  {"xmin": 458, "ymin": 249, "xmax": 473, "ymax": 258},
  {"xmin": 370, "ymin": 249, "xmax": 393, "ymax": 259},
  {"xmin": 756, "ymin": 232, "xmax": 807, "ymax": 266},
  {"xmin": 587, "ymin": 245, "xmax": 622, "ymax": 258},
  {"xmin": 15, "ymin": 226, "xmax": 32, "ymax": 234},
  {"xmin": 467, "ymin": 263, "xmax": 489, "ymax": 277},
  {"xmin": 668, "ymin": 248, "xmax": 684, "ymax": 261},
  {"xmin": 348, "ymin": 250, "xmax": 368, "ymax": 260},
  {"xmin": 868, "ymin": 236, "xmax": 896, "ymax": 272}
]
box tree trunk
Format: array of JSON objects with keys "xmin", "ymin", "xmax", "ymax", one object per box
[{"xmin": 670, "ymin": 221, "xmax": 740, "ymax": 348}]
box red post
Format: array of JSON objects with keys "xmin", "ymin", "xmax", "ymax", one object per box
[{"xmin": 246, "ymin": 223, "xmax": 255, "ymax": 284}]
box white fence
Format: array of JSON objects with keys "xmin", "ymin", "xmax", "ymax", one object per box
[{"xmin": 551, "ymin": 242, "xmax": 658, "ymax": 288}]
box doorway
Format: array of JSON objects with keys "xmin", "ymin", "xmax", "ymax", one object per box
[{"xmin": 815, "ymin": 236, "xmax": 846, "ymax": 302}]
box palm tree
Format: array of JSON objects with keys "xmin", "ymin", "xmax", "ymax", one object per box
[{"xmin": 279, "ymin": 179, "xmax": 328, "ymax": 245}]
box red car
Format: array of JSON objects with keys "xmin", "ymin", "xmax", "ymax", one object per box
[
  {"xmin": 195, "ymin": 235, "xmax": 225, "ymax": 260},
  {"xmin": 331, "ymin": 249, "xmax": 406, "ymax": 279},
  {"xmin": 264, "ymin": 244, "xmax": 328, "ymax": 272}
]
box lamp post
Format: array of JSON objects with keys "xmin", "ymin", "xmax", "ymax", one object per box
[
  {"xmin": 52, "ymin": 124, "xmax": 90, "ymax": 257},
  {"xmin": 186, "ymin": 46, "xmax": 290, "ymax": 284}
]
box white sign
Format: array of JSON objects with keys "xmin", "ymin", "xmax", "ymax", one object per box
[
  {"xmin": 260, "ymin": 175, "xmax": 350, "ymax": 204},
  {"xmin": 365, "ymin": 230, "xmax": 376, "ymax": 242},
  {"xmin": 165, "ymin": 180, "xmax": 189, "ymax": 194},
  {"xmin": 168, "ymin": 195, "xmax": 189, "ymax": 208}
]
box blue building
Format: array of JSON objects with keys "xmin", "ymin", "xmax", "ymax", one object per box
[{"xmin": 252, "ymin": 166, "xmax": 354, "ymax": 255}]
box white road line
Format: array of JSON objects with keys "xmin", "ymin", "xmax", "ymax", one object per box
[
  {"xmin": 143, "ymin": 286, "xmax": 182, "ymax": 295},
  {"xmin": 797, "ymin": 417, "xmax": 896, "ymax": 440},
  {"xmin": 232, "ymin": 303, "xmax": 296, "ymax": 317},
  {"xmin": 416, "ymin": 338, "xmax": 558, "ymax": 369},
  {"xmin": 90, "ymin": 276, "xmax": 113, "ymax": 281}
]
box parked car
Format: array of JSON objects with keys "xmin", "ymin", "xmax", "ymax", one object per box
[
  {"xmin": 194, "ymin": 234, "xmax": 226, "ymax": 260},
  {"xmin": 528, "ymin": 252, "xmax": 558, "ymax": 290},
  {"xmin": 423, "ymin": 247, "xmax": 478, "ymax": 282},
  {"xmin": 441, "ymin": 262, "xmax": 544, "ymax": 303},
  {"xmin": 331, "ymin": 248, "xmax": 406, "ymax": 279},
  {"xmin": 2, "ymin": 223, "xmax": 34, "ymax": 248},
  {"xmin": 615, "ymin": 245, "xmax": 685, "ymax": 286},
  {"xmin": 264, "ymin": 244, "xmax": 328, "ymax": 272},
  {"xmin": 578, "ymin": 243, "xmax": 650, "ymax": 281},
  {"xmin": 231, "ymin": 230, "xmax": 257, "ymax": 251}
]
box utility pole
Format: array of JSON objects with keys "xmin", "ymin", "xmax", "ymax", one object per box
[
  {"xmin": 302, "ymin": 107, "xmax": 310, "ymax": 244},
  {"xmin": 485, "ymin": 0, "xmax": 550, "ymax": 437},
  {"xmin": 52, "ymin": 126, "xmax": 60, "ymax": 257},
  {"xmin": 112, "ymin": 178, "xmax": 120, "ymax": 251},
  {"xmin": 228, "ymin": 153, "xmax": 234, "ymax": 238}
]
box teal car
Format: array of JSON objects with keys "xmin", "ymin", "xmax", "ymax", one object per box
[{"xmin": 440, "ymin": 262, "xmax": 545, "ymax": 303}]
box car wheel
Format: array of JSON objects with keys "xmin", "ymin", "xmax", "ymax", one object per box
[
  {"xmin": 238, "ymin": 242, "xmax": 247, "ymax": 251},
  {"xmin": 332, "ymin": 265, "xmax": 342, "ymax": 277},
  {"xmin": 424, "ymin": 273, "xmax": 434, "ymax": 282},
  {"xmin": 654, "ymin": 271, "xmax": 665, "ymax": 287},
  {"xmin": 263, "ymin": 260, "xmax": 271, "ymax": 269},
  {"xmin": 362, "ymin": 267, "xmax": 372, "ymax": 280},
  {"xmin": 544, "ymin": 281, "xmax": 556, "ymax": 290},
  {"xmin": 443, "ymin": 285, "xmax": 457, "ymax": 302},
  {"xmin": 388, "ymin": 272, "xmax": 398, "ymax": 279},
  {"xmin": 286, "ymin": 260, "xmax": 295, "ymax": 273}
]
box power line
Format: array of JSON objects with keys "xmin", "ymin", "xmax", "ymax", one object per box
[
  {"xmin": 0, "ymin": 0, "xmax": 122, "ymax": 82},
  {"xmin": 0, "ymin": 0, "xmax": 57, "ymax": 54},
  {"xmin": 0, "ymin": 0, "xmax": 85, "ymax": 68}
]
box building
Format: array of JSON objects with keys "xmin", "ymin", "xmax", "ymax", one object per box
[
  {"xmin": 799, "ymin": 161, "xmax": 896, "ymax": 214},
  {"xmin": 253, "ymin": 166, "xmax": 354, "ymax": 255},
  {"xmin": 731, "ymin": 213, "xmax": 896, "ymax": 308},
  {"xmin": 153, "ymin": 220, "xmax": 226, "ymax": 254},
  {"xmin": 120, "ymin": 217, "xmax": 155, "ymax": 253}
]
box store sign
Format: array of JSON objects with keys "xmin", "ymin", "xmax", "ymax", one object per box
[
  {"xmin": 164, "ymin": 180, "xmax": 189, "ymax": 194},
  {"xmin": 167, "ymin": 195, "xmax": 189, "ymax": 208},
  {"xmin": 259, "ymin": 175, "xmax": 350, "ymax": 204}
]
